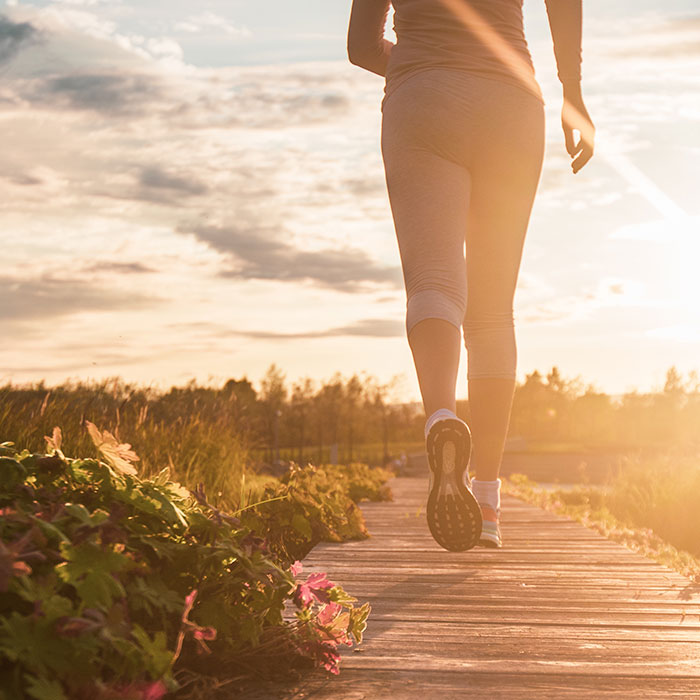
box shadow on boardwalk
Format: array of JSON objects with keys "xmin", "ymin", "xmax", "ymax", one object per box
[{"xmin": 242, "ymin": 477, "xmax": 700, "ymax": 699}]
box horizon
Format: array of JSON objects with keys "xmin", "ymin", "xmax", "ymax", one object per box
[
  {"xmin": 1, "ymin": 362, "xmax": 693, "ymax": 404},
  {"xmin": 2, "ymin": 0, "xmax": 700, "ymax": 401}
]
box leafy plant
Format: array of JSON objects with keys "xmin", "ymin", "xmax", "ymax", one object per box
[
  {"xmin": 0, "ymin": 425, "xmax": 386, "ymax": 698},
  {"xmin": 240, "ymin": 462, "xmax": 393, "ymax": 566}
]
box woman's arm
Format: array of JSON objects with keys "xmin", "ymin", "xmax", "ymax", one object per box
[
  {"xmin": 347, "ymin": 0, "xmax": 394, "ymax": 77},
  {"xmin": 545, "ymin": 0, "xmax": 595, "ymax": 173}
]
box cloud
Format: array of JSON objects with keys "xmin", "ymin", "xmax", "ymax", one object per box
[
  {"xmin": 606, "ymin": 13, "xmax": 700, "ymax": 60},
  {"xmin": 237, "ymin": 90, "xmax": 352, "ymax": 129},
  {"xmin": 216, "ymin": 318, "xmax": 404, "ymax": 340},
  {"xmin": 0, "ymin": 169, "xmax": 43, "ymax": 186},
  {"xmin": 182, "ymin": 224, "xmax": 401, "ymax": 292},
  {"xmin": 139, "ymin": 166, "xmax": 208, "ymax": 198},
  {"xmin": 50, "ymin": 0, "xmax": 104, "ymax": 6},
  {"xmin": 83, "ymin": 261, "xmax": 156, "ymax": 274},
  {"xmin": 0, "ymin": 275, "xmax": 159, "ymax": 321},
  {"xmin": 175, "ymin": 12, "xmax": 251, "ymax": 38},
  {"xmin": 519, "ymin": 278, "xmax": 649, "ymax": 325},
  {"xmin": 0, "ymin": 15, "xmax": 37, "ymax": 64},
  {"xmin": 332, "ymin": 318, "xmax": 403, "ymax": 337},
  {"xmin": 38, "ymin": 72, "xmax": 164, "ymax": 115}
]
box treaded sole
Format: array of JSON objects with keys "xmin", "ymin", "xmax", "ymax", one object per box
[{"xmin": 426, "ymin": 419, "xmax": 482, "ymax": 552}]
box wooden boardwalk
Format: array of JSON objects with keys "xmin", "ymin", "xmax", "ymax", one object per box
[{"xmin": 298, "ymin": 477, "xmax": 700, "ymax": 699}]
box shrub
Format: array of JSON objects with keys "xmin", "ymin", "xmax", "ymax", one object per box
[
  {"xmin": 0, "ymin": 428, "xmax": 379, "ymax": 699},
  {"xmin": 241, "ymin": 463, "xmax": 394, "ymax": 566}
]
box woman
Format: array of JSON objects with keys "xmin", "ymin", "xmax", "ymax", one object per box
[{"xmin": 348, "ymin": 0, "xmax": 594, "ymax": 551}]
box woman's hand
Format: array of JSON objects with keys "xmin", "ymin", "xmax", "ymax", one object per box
[{"xmin": 561, "ymin": 83, "xmax": 595, "ymax": 174}]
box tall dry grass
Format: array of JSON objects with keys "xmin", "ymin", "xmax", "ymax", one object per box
[
  {"xmin": 0, "ymin": 379, "xmax": 250, "ymax": 508},
  {"xmin": 605, "ymin": 453, "xmax": 700, "ymax": 557}
]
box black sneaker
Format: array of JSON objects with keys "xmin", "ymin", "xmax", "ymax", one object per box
[{"xmin": 425, "ymin": 418, "xmax": 482, "ymax": 552}]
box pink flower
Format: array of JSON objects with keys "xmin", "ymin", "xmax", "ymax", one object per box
[
  {"xmin": 316, "ymin": 603, "xmax": 352, "ymax": 647},
  {"xmin": 193, "ymin": 626, "xmax": 217, "ymax": 641},
  {"xmin": 316, "ymin": 602, "xmax": 341, "ymax": 626},
  {"xmin": 293, "ymin": 572, "xmax": 334, "ymax": 609},
  {"xmin": 142, "ymin": 681, "xmax": 168, "ymax": 700},
  {"xmin": 99, "ymin": 680, "xmax": 168, "ymax": 700},
  {"xmin": 319, "ymin": 643, "xmax": 341, "ymax": 675},
  {"xmin": 290, "ymin": 560, "xmax": 303, "ymax": 577}
]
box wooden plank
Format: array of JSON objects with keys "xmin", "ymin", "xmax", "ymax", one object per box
[
  {"xmin": 334, "ymin": 655, "xmax": 700, "ymax": 676},
  {"xmin": 277, "ymin": 670, "xmax": 700, "ymax": 699},
  {"xmin": 353, "ymin": 619, "xmax": 700, "ymax": 642},
  {"xmin": 274, "ymin": 477, "xmax": 700, "ymax": 698}
]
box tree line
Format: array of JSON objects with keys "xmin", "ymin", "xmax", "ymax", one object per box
[{"xmin": 2, "ymin": 365, "xmax": 699, "ymax": 470}]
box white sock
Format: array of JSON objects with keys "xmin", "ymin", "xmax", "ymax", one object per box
[
  {"xmin": 424, "ymin": 408, "xmax": 460, "ymax": 440},
  {"xmin": 471, "ymin": 479, "xmax": 501, "ymax": 512}
]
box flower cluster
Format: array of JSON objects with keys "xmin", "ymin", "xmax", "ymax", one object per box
[{"xmin": 289, "ymin": 562, "xmax": 370, "ymax": 675}]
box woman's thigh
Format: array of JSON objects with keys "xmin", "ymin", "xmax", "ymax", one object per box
[
  {"xmin": 381, "ymin": 79, "xmax": 472, "ymax": 317},
  {"xmin": 380, "ymin": 70, "xmax": 544, "ymax": 322},
  {"xmin": 464, "ymin": 91, "xmax": 545, "ymax": 321},
  {"xmin": 382, "ymin": 140, "xmax": 470, "ymax": 309}
]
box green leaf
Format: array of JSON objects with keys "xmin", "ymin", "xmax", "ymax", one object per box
[
  {"xmin": 0, "ymin": 612, "xmax": 75, "ymax": 675},
  {"xmin": 29, "ymin": 516, "xmax": 70, "ymax": 545},
  {"xmin": 25, "ymin": 674, "xmax": 68, "ymax": 700},
  {"xmin": 131, "ymin": 625, "xmax": 175, "ymax": 678},
  {"xmin": 291, "ymin": 513, "xmax": 312, "ymax": 540},
  {"xmin": 129, "ymin": 577, "xmax": 183, "ymax": 617},
  {"xmin": 327, "ymin": 586, "xmax": 357, "ymax": 606},
  {"xmin": 63, "ymin": 503, "xmax": 93, "ymax": 526},
  {"xmin": 349, "ymin": 602, "xmax": 371, "ymax": 645},
  {"xmin": 56, "ymin": 543, "xmax": 128, "ymax": 608},
  {"xmin": 0, "ymin": 456, "xmax": 27, "ymax": 489}
]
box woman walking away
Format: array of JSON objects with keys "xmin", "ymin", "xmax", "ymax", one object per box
[{"xmin": 347, "ymin": 0, "xmax": 594, "ymax": 551}]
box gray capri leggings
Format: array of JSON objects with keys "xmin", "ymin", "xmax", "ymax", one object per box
[{"xmin": 381, "ymin": 69, "xmax": 545, "ymax": 380}]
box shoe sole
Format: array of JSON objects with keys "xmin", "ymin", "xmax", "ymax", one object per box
[{"xmin": 426, "ymin": 419, "xmax": 482, "ymax": 552}]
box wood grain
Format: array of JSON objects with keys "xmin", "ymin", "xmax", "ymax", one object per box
[{"xmin": 285, "ymin": 477, "xmax": 700, "ymax": 698}]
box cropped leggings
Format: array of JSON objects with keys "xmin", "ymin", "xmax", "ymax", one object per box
[{"xmin": 381, "ymin": 70, "xmax": 545, "ymax": 380}]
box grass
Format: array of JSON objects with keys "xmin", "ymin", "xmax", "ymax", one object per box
[
  {"xmin": 504, "ymin": 453, "xmax": 700, "ymax": 582},
  {"xmin": 250, "ymin": 441, "xmax": 425, "ymax": 468},
  {"xmin": 0, "ymin": 380, "xmax": 255, "ymax": 510}
]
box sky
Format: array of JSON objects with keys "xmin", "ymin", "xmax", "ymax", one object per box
[{"xmin": 1, "ymin": 0, "xmax": 700, "ymax": 400}]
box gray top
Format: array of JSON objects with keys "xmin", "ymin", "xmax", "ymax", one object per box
[{"xmin": 386, "ymin": 0, "xmax": 582, "ymax": 101}]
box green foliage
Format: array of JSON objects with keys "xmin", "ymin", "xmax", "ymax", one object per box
[
  {"xmin": 0, "ymin": 434, "xmax": 389, "ymax": 698},
  {"xmin": 240, "ymin": 463, "xmax": 394, "ymax": 566},
  {"xmin": 0, "ymin": 380, "xmax": 252, "ymax": 512},
  {"xmin": 3, "ymin": 365, "xmax": 700, "ymax": 493},
  {"xmin": 509, "ymin": 366, "xmax": 700, "ymax": 450},
  {"xmin": 0, "ymin": 373, "xmax": 415, "ymax": 495}
]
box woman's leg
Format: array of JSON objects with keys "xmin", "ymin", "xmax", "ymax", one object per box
[
  {"xmin": 463, "ymin": 93, "xmax": 545, "ymax": 483},
  {"xmin": 467, "ymin": 378, "xmax": 516, "ymax": 481},
  {"xmin": 408, "ymin": 318, "xmax": 461, "ymax": 417},
  {"xmin": 382, "ymin": 79, "xmax": 483, "ymax": 551},
  {"xmin": 381, "ymin": 138, "xmax": 471, "ymax": 418}
]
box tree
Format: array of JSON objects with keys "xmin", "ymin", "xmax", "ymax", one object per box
[
  {"xmin": 344, "ymin": 374, "xmax": 364, "ymax": 462},
  {"xmin": 290, "ymin": 378, "xmax": 314, "ymax": 464},
  {"xmin": 369, "ymin": 380, "xmax": 391, "ymax": 465},
  {"xmin": 259, "ymin": 365, "xmax": 287, "ymax": 464}
]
